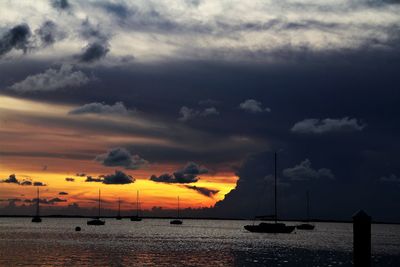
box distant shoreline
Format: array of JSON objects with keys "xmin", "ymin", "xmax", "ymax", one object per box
[{"xmin": 0, "ymin": 215, "xmax": 399, "ymax": 225}]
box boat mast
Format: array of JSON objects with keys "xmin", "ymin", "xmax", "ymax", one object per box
[
  {"xmin": 36, "ymin": 187, "xmax": 40, "ymax": 217},
  {"xmin": 177, "ymin": 196, "xmax": 180, "ymax": 219},
  {"xmin": 136, "ymin": 191, "xmax": 139, "ymax": 217},
  {"xmin": 274, "ymin": 152, "xmax": 277, "ymax": 224},
  {"xmin": 118, "ymin": 198, "xmax": 121, "ymax": 217},
  {"xmin": 306, "ymin": 191, "xmax": 310, "ymax": 222},
  {"xmin": 98, "ymin": 189, "xmax": 101, "ymax": 218}
]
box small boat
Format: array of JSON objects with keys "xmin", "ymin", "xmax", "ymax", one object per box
[
  {"xmin": 116, "ymin": 198, "xmax": 122, "ymax": 220},
  {"xmin": 170, "ymin": 196, "xmax": 183, "ymax": 225},
  {"xmin": 31, "ymin": 188, "xmax": 42, "ymax": 223},
  {"xmin": 87, "ymin": 189, "xmax": 105, "ymax": 226},
  {"xmin": 244, "ymin": 152, "xmax": 295, "ymax": 234},
  {"xmin": 130, "ymin": 191, "xmax": 142, "ymax": 221},
  {"xmin": 296, "ymin": 191, "xmax": 315, "ymax": 230}
]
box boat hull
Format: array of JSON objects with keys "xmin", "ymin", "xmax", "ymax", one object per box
[
  {"xmin": 296, "ymin": 223, "xmax": 315, "ymax": 230},
  {"xmin": 87, "ymin": 219, "xmax": 105, "ymax": 226},
  {"xmin": 31, "ymin": 216, "xmax": 42, "ymax": 223},
  {"xmin": 244, "ymin": 223, "xmax": 295, "ymax": 233},
  {"xmin": 130, "ymin": 217, "xmax": 142, "ymax": 221}
]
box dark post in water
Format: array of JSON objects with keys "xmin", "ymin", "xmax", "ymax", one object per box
[{"xmin": 353, "ymin": 210, "xmax": 371, "ymax": 267}]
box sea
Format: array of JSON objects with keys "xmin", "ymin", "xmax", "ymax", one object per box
[{"xmin": 0, "ymin": 218, "xmax": 399, "ymax": 266}]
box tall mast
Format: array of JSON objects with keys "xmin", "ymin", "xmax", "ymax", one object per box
[
  {"xmin": 274, "ymin": 152, "xmax": 277, "ymax": 223},
  {"xmin": 98, "ymin": 189, "xmax": 101, "ymax": 218},
  {"xmin": 177, "ymin": 196, "xmax": 180, "ymax": 219},
  {"xmin": 36, "ymin": 187, "xmax": 40, "ymax": 217},
  {"xmin": 118, "ymin": 198, "xmax": 121, "ymax": 217},
  {"xmin": 306, "ymin": 191, "xmax": 310, "ymax": 222},
  {"xmin": 136, "ymin": 190, "xmax": 139, "ymax": 217}
]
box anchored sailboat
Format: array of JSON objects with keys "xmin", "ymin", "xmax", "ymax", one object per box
[
  {"xmin": 296, "ymin": 191, "xmax": 315, "ymax": 230},
  {"xmin": 244, "ymin": 152, "xmax": 295, "ymax": 233},
  {"xmin": 130, "ymin": 191, "xmax": 142, "ymax": 221},
  {"xmin": 31, "ymin": 188, "xmax": 42, "ymax": 223},
  {"xmin": 87, "ymin": 189, "xmax": 105, "ymax": 226},
  {"xmin": 116, "ymin": 198, "xmax": 122, "ymax": 220},
  {"xmin": 170, "ymin": 196, "xmax": 183, "ymax": 225}
]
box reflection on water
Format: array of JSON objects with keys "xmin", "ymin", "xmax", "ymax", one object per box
[{"xmin": 0, "ymin": 218, "xmax": 399, "ymax": 266}]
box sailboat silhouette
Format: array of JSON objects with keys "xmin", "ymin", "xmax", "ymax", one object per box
[
  {"xmin": 244, "ymin": 152, "xmax": 295, "ymax": 233},
  {"xmin": 170, "ymin": 196, "xmax": 183, "ymax": 225},
  {"xmin": 31, "ymin": 188, "xmax": 42, "ymax": 223},
  {"xmin": 296, "ymin": 191, "xmax": 315, "ymax": 230},
  {"xmin": 130, "ymin": 191, "xmax": 142, "ymax": 221},
  {"xmin": 87, "ymin": 189, "xmax": 105, "ymax": 226},
  {"xmin": 116, "ymin": 198, "xmax": 122, "ymax": 220}
]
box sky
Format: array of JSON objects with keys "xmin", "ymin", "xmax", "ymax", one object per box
[{"xmin": 1, "ymin": 0, "xmax": 400, "ymax": 221}]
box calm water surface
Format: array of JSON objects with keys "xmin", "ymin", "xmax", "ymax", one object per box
[{"xmin": 0, "ymin": 218, "xmax": 399, "ymax": 266}]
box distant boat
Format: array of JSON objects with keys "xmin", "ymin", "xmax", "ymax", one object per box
[
  {"xmin": 170, "ymin": 196, "xmax": 183, "ymax": 225},
  {"xmin": 87, "ymin": 189, "xmax": 105, "ymax": 226},
  {"xmin": 244, "ymin": 152, "xmax": 295, "ymax": 234},
  {"xmin": 296, "ymin": 191, "xmax": 315, "ymax": 230},
  {"xmin": 31, "ymin": 188, "xmax": 42, "ymax": 223},
  {"xmin": 130, "ymin": 191, "xmax": 142, "ymax": 221},
  {"xmin": 116, "ymin": 198, "xmax": 122, "ymax": 220}
]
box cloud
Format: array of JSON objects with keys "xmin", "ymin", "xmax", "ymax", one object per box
[
  {"xmin": 102, "ymin": 170, "xmax": 135, "ymax": 184},
  {"xmin": 291, "ymin": 117, "xmax": 366, "ymax": 134},
  {"xmin": 95, "ymin": 147, "xmax": 148, "ymax": 170},
  {"xmin": 33, "ymin": 181, "xmax": 47, "ymax": 186},
  {"xmin": 35, "ymin": 21, "xmax": 64, "ymax": 47},
  {"xmin": 59, "ymin": 191, "xmax": 68, "ymax": 195},
  {"xmin": 178, "ymin": 106, "xmax": 219, "ymax": 122},
  {"xmin": 65, "ymin": 177, "xmax": 75, "ymax": 182},
  {"xmin": 51, "ymin": 0, "xmax": 70, "ymax": 10},
  {"xmin": 2, "ymin": 174, "xmax": 19, "ymax": 184},
  {"xmin": 150, "ymin": 162, "xmax": 208, "ymax": 184},
  {"xmin": 9, "ymin": 64, "xmax": 90, "ymax": 92},
  {"xmin": 68, "ymin": 102, "xmax": 132, "ymax": 116},
  {"xmin": 75, "ymin": 173, "xmax": 86, "ymax": 177},
  {"xmin": 184, "ymin": 185, "xmax": 219, "ymax": 198},
  {"xmin": 239, "ymin": 99, "xmax": 271, "ymax": 113},
  {"xmin": 1, "ymin": 174, "xmax": 46, "ymax": 186},
  {"xmin": 84, "ymin": 170, "xmax": 135, "ymax": 184},
  {"xmin": 85, "ymin": 176, "xmax": 103, "ymax": 183},
  {"xmin": 20, "ymin": 180, "xmax": 33, "ymax": 186},
  {"xmin": 380, "ymin": 174, "xmax": 400, "ymax": 183},
  {"xmin": 78, "ymin": 42, "xmax": 110, "ymax": 63},
  {"xmin": 0, "ymin": 24, "xmax": 31, "ymax": 57},
  {"xmin": 49, "ymin": 197, "xmax": 67, "ymax": 203},
  {"xmin": 283, "ymin": 159, "xmax": 335, "ymax": 181}
]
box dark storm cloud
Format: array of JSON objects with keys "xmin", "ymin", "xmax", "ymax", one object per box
[
  {"xmin": 59, "ymin": 191, "xmax": 68, "ymax": 195},
  {"xmin": 102, "ymin": 170, "xmax": 135, "ymax": 184},
  {"xmin": 51, "ymin": 0, "xmax": 70, "ymax": 10},
  {"xmin": 150, "ymin": 162, "xmax": 208, "ymax": 184},
  {"xmin": 1, "ymin": 174, "xmax": 46, "ymax": 186},
  {"xmin": 68, "ymin": 102, "xmax": 131, "ymax": 115},
  {"xmin": 78, "ymin": 42, "xmax": 110, "ymax": 63},
  {"xmin": 35, "ymin": 21, "xmax": 64, "ymax": 47},
  {"xmin": 25, "ymin": 197, "xmax": 66, "ymax": 205},
  {"xmin": 65, "ymin": 177, "xmax": 75, "ymax": 182},
  {"xmin": 95, "ymin": 147, "xmax": 148, "ymax": 170},
  {"xmin": 184, "ymin": 185, "xmax": 219, "ymax": 198},
  {"xmin": 20, "ymin": 180, "xmax": 33, "ymax": 186},
  {"xmin": 0, "ymin": 24, "xmax": 31, "ymax": 57},
  {"xmin": 75, "ymin": 173, "xmax": 86, "ymax": 177},
  {"xmin": 291, "ymin": 117, "xmax": 366, "ymax": 134}
]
